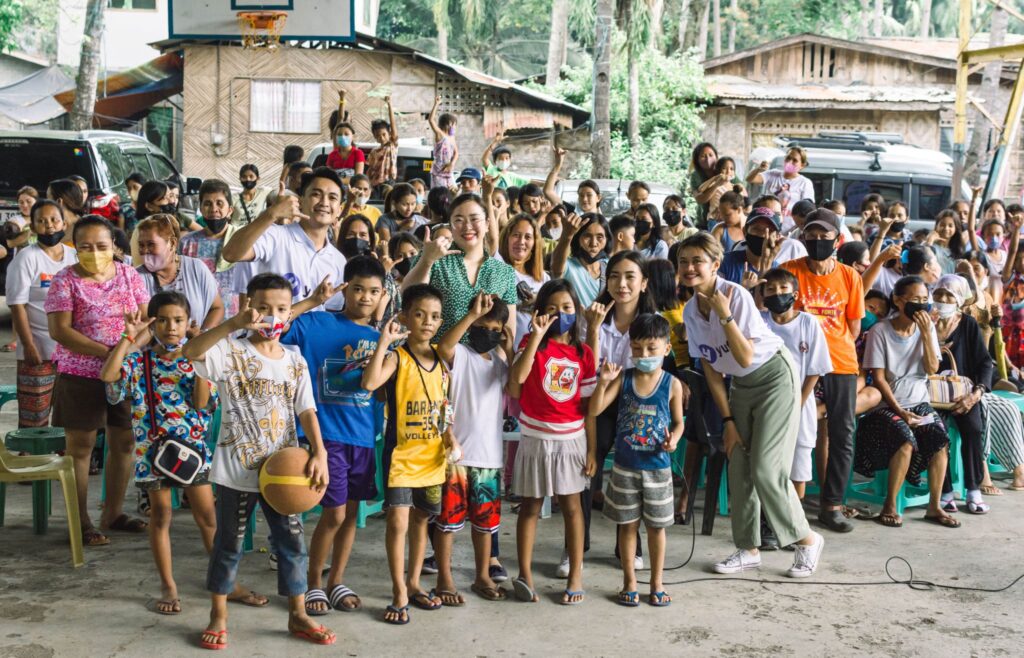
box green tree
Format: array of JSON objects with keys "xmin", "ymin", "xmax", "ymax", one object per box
[
  {"xmin": 0, "ymin": 1, "xmax": 24, "ymax": 53},
  {"xmin": 534, "ymin": 42, "xmax": 709, "ymax": 188}
]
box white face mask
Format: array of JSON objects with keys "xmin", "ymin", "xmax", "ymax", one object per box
[
  {"xmin": 934, "ymin": 302, "xmax": 958, "ymax": 319},
  {"xmin": 547, "ymin": 226, "xmax": 562, "ymax": 240},
  {"xmin": 496, "ymin": 160, "xmax": 511, "ymax": 172}
]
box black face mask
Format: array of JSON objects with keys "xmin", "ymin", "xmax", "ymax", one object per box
[
  {"xmin": 746, "ymin": 234, "xmax": 766, "ymax": 257},
  {"xmin": 804, "ymin": 238, "xmax": 836, "ymax": 261},
  {"xmin": 763, "ymin": 292, "xmax": 796, "ymax": 315},
  {"xmin": 394, "ymin": 258, "xmax": 412, "ymax": 277},
  {"xmin": 578, "ymin": 249, "xmax": 605, "ymax": 265},
  {"xmin": 663, "ymin": 210, "xmax": 683, "ymax": 227},
  {"xmin": 467, "ymin": 325, "xmax": 502, "ymax": 354},
  {"xmin": 904, "ymin": 301, "xmax": 931, "ymax": 319},
  {"xmin": 241, "ymin": 180, "xmax": 257, "ymax": 190},
  {"xmin": 160, "ymin": 203, "xmax": 177, "ymax": 215},
  {"xmin": 36, "ymin": 231, "xmax": 65, "ymax": 247},
  {"xmin": 891, "ymin": 221, "xmax": 906, "ymax": 234},
  {"xmin": 205, "ymin": 217, "xmax": 228, "ymax": 235},
  {"xmin": 885, "ymin": 259, "xmax": 898, "ymax": 269},
  {"xmin": 635, "ymin": 221, "xmax": 652, "ymax": 237},
  {"xmin": 341, "ymin": 237, "xmax": 371, "ymax": 258}
]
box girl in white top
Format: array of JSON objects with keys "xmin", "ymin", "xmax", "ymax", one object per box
[
  {"xmin": 678, "ymin": 232, "xmax": 824, "ymax": 579},
  {"xmin": 497, "ymin": 214, "xmax": 549, "ymax": 348}
]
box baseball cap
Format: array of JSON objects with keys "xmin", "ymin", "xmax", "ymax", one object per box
[
  {"xmin": 745, "ymin": 206, "xmax": 782, "ymax": 232},
  {"xmin": 803, "ymin": 208, "xmax": 842, "ymax": 235},
  {"xmin": 456, "ymin": 167, "xmax": 483, "ymax": 182}
]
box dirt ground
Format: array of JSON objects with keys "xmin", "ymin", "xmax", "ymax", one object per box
[{"xmin": 1, "ymin": 313, "xmax": 1023, "ymax": 658}]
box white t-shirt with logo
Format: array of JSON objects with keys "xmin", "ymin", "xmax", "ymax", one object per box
[
  {"xmin": 765, "ymin": 311, "xmax": 833, "ymax": 449},
  {"xmin": 449, "ymin": 343, "xmax": 507, "ymax": 468},
  {"xmin": 685, "ymin": 277, "xmax": 783, "ymax": 377},
  {"xmin": 194, "ymin": 336, "xmax": 316, "ymax": 492},
  {"xmin": 5, "ymin": 243, "xmax": 78, "ymax": 360},
  {"xmin": 248, "ymin": 222, "xmax": 347, "ymax": 310}
]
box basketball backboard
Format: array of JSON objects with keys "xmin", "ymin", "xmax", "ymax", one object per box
[{"xmin": 168, "ymin": 0, "xmax": 355, "ymax": 42}]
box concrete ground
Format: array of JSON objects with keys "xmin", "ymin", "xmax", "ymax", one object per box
[{"xmin": 1, "ymin": 310, "xmax": 1024, "ymax": 657}]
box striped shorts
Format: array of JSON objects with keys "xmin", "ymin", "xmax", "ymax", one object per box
[
  {"xmin": 603, "ymin": 465, "xmax": 674, "ymax": 529},
  {"xmin": 16, "ymin": 360, "xmax": 57, "ymax": 428}
]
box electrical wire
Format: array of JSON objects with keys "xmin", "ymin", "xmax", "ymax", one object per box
[{"xmin": 633, "ymin": 475, "xmax": 1024, "ymax": 593}]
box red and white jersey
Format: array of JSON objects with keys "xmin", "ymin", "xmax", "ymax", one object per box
[{"xmin": 517, "ymin": 339, "xmax": 596, "ymax": 441}]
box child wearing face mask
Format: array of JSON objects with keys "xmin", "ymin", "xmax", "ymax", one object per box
[
  {"xmin": 325, "ymin": 122, "xmax": 366, "ymax": 180},
  {"xmin": 432, "ymin": 293, "xmax": 513, "ymax": 603},
  {"xmin": 428, "ymin": 95, "xmax": 458, "ymax": 190},
  {"xmin": 760, "ymin": 269, "xmax": 832, "ymax": 500}
]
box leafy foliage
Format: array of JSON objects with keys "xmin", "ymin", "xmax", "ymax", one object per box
[
  {"xmin": 0, "ymin": 0, "xmax": 24, "ymax": 54},
  {"xmin": 532, "ymin": 41, "xmax": 709, "ymax": 188}
]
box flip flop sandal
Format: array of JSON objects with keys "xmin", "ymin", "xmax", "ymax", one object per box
[
  {"xmin": 966, "ymin": 500, "xmax": 991, "ymax": 514},
  {"xmin": 383, "ymin": 604, "xmax": 410, "ymax": 625},
  {"xmin": 560, "ymin": 589, "xmax": 585, "ymax": 605},
  {"xmin": 470, "ymin": 583, "xmax": 507, "ymax": 601},
  {"xmin": 328, "ymin": 584, "xmax": 361, "ymax": 612},
  {"xmin": 290, "ymin": 624, "xmax": 336, "ymax": 645},
  {"xmin": 155, "ymin": 598, "xmax": 181, "ymax": 615},
  {"xmin": 229, "ymin": 590, "xmax": 268, "ymax": 607},
  {"xmin": 303, "ymin": 589, "xmax": 331, "ymax": 616},
  {"xmin": 105, "ymin": 514, "xmax": 148, "ymax": 533},
  {"xmin": 512, "ymin": 577, "xmax": 537, "ymax": 602},
  {"xmin": 410, "ymin": 590, "xmax": 442, "ymax": 610},
  {"xmin": 616, "ymin": 590, "xmax": 640, "ymax": 607},
  {"xmin": 980, "ymin": 484, "xmax": 1004, "ymax": 496},
  {"xmin": 82, "ymin": 527, "xmax": 110, "ymax": 546},
  {"xmin": 1008, "ymin": 484, "xmax": 1024, "ymax": 491},
  {"xmin": 199, "ymin": 629, "xmax": 227, "ymax": 650},
  {"xmin": 875, "ymin": 513, "xmax": 903, "ymax": 528},
  {"xmin": 648, "ymin": 591, "xmax": 672, "ymax": 607},
  {"xmin": 924, "ymin": 514, "xmax": 962, "ymax": 528},
  {"xmin": 436, "ymin": 589, "xmax": 465, "ymax": 607},
  {"xmin": 941, "ymin": 499, "xmax": 959, "ymax": 514}
]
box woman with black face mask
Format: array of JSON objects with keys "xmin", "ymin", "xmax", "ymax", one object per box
[
  {"xmin": 338, "ymin": 213, "xmax": 399, "ymax": 326},
  {"xmin": 633, "ymin": 203, "xmax": 668, "ymax": 261},
  {"xmin": 854, "ymin": 275, "xmax": 958, "ymax": 530},
  {"xmin": 231, "ymin": 163, "xmax": 271, "ymax": 227}
]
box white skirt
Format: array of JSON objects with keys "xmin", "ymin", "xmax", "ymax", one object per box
[{"xmin": 511, "ymin": 431, "xmax": 588, "ymax": 498}]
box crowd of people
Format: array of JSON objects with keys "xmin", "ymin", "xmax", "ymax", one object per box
[{"xmin": 7, "ymin": 101, "xmax": 1024, "ymax": 648}]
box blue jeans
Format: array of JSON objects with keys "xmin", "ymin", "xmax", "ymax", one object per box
[{"xmin": 207, "ymin": 485, "xmax": 307, "ymax": 597}]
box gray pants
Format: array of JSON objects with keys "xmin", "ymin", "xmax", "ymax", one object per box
[{"xmin": 728, "ymin": 351, "xmax": 810, "ymax": 549}]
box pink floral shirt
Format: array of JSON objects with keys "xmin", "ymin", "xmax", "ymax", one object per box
[{"xmin": 44, "ymin": 261, "xmax": 150, "ymax": 379}]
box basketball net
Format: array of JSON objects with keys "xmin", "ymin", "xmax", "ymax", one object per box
[{"xmin": 237, "ymin": 11, "xmax": 288, "ymax": 50}]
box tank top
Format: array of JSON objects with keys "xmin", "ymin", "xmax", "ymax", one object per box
[
  {"xmin": 614, "ymin": 369, "xmax": 673, "ymax": 471},
  {"xmin": 385, "ymin": 345, "xmax": 449, "ymax": 488}
]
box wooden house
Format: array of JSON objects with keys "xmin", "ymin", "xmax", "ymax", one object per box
[{"xmin": 153, "ymin": 33, "xmax": 589, "ymax": 184}]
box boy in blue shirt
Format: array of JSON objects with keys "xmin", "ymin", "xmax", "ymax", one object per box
[
  {"xmin": 589, "ymin": 314, "xmax": 685, "ymax": 608},
  {"xmin": 281, "ymin": 255, "xmax": 385, "ymax": 616}
]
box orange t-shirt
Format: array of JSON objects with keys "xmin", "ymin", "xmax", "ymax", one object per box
[{"xmin": 781, "ymin": 257, "xmax": 864, "ymax": 375}]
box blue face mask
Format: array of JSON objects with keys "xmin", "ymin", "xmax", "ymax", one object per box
[
  {"xmin": 634, "ymin": 355, "xmax": 662, "ymax": 373},
  {"xmin": 154, "ymin": 335, "xmax": 187, "ymax": 351},
  {"xmin": 548, "ymin": 311, "xmax": 576, "ymax": 335},
  {"xmin": 336, "ymin": 135, "xmax": 352, "ymax": 148},
  {"xmin": 861, "ymin": 310, "xmax": 879, "ymax": 332}
]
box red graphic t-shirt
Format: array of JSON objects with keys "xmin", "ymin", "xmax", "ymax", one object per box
[{"xmin": 517, "ymin": 338, "xmax": 596, "ymax": 441}]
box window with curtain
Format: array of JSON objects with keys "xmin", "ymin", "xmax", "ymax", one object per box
[{"xmin": 250, "ymin": 80, "xmax": 321, "ymax": 134}]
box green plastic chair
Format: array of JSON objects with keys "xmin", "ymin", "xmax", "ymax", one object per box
[
  {"xmin": 3, "ymin": 427, "xmax": 67, "ymax": 534},
  {"xmin": 356, "ymin": 432, "xmax": 386, "ymax": 529}
]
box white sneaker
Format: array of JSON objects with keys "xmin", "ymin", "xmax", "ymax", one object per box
[
  {"xmin": 787, "ymin": 531, "xmax": 824, "ymax": 578},
  {"xmin": 633, "ymin": 554, "xmax": 644, "ymax": 570},
  {"xmin": 556, "ymin": 551, "xmax": 570, "ymax": 578},
  {"xmin": 268, "ymin": 552, "xmax": 278, "ymax": 571},
  {"xmin": 712, "ymin": 549, "xmax": 761, "ymax": 574}
]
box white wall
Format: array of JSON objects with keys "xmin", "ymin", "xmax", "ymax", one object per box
[
  {"xmin": 59, "ymin": 1, "xmax": 378, "ymax": 71},
  {"xmin": 58, "ymin": 0, "xmax": 168, "ymax": 71}
]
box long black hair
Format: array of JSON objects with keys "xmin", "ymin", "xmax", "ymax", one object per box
[
  {"xmin": 534, "ymin": 278, "xmax": 585, "ymax": 358},
  {"xmin": 595, "ymin": 250, "xmax": 656, "ymax": 325},
  {"xmin": 645, "ymin": 258, "xmax": 681, "ymax": 312},
  {"xmin": 569, "ymin": 213, "xmax": 611, "ymax": 262},
  {"xmin": 634, "ymin": 202, "xmax": 664, "ymax": 253}
]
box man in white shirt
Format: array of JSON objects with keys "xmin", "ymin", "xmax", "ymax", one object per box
[{"xmin": 222, "ymin": 167, "xmax": 347, "ymax": 310}]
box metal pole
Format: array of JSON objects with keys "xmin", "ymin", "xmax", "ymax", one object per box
[{"xmin": 952, "ymin": 0, "xmax": 972, "ymax": 198}]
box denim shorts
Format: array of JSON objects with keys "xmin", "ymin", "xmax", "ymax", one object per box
[{"xmin": 384, "ymin": 484, "xmax": 442, "ymax": 516}]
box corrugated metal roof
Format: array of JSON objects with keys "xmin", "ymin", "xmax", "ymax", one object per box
[{"xmin": 706, "ymin": 74, "xmax": 961, "ymax": 105}]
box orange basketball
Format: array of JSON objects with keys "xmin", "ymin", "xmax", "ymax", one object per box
[{"xmin": 259, "ymin": 447, "xmax": 324, "ymax": 515}]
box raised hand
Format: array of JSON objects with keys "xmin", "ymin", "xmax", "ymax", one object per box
[
  {"xmin": 421, "ymin": 226, "xmax": 459, "ymax": 263},
  {"xmin": 698, "ymin": 285, "xmax": 733, "ymax": 318},
  {"xmin": 741, "ymin": 263, "xmax": 763, "ymax": 290},
  {"xmin": 757, "ymin": 160, "xmax": 769, "ymax": 172},
  {"xmin": 584, "ymin": 299, "xmax": 614, "ymax": 327},
  {"xmin": 563, "ymin": 212, "xmax": 583, "ymax": 239},
  {"xmin": 270, "ymin": 192, "xmax": 308, "ymax": 223},
  {"xmin": 881, "ymin": 241, "xmax": 903, "ymax": 263},
  {"xmin": 311, "ymin": 275, "xmax": 346, "ymax": 306},
  {"xmin": 553, "ymin": 146, "xmax": 567, "ymax": 163},
  {"xmin": 530, "ymin": 310, "xmax": 555, "ymax": 336},
  {"xmin": 379, "ymin": 317, "xmax": 410, "ymax": 345},
  {"xmin": 469, "ymin": 291, "xmax": 495, "ymax": 319},
  {"xmin": 231, "ymin": 302, "xmax": 271, "ymax": 332},
  {"xmin": 123, "ymin": 309, "xmax": 154, "ymax": 338},
  {"xmin": 598, "ymin": 361, "xmax": 621, "ymax": 383}
]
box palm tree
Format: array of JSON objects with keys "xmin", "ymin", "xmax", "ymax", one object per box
[
  {"xmin": 617, "ymin": 0, "xmax": 652, "ymax": 150},
  {"xmin": 70, "ymin": 0, "xmax": 105, "ymax": 130},
  {"xmin": 712, "ymin": 0, "xmax": 721, "ymax": 57},
  {"xmin": 432, "ymin": 0, "xmax": 449, "ymax": 60},
  {"xmin": 920, "ymin": 0, "xmax": 932, "ymax": 38},
  {"xmin": 678, "ymin": 0, "xmax": 691, "ymax": 52},
  {"xmin": 696, "ymin": 0, "xmax": 710, "ymax": 60},
  {"xmin": 547, "ymin": 0, "xmax": 571, "ymax": 88},
  {"xmin": 873, "ymin": 0, "xmax": 883, "ymax": 37}
]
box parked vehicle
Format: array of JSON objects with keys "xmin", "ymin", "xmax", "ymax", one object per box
[
  {"xmin": 0, "ymin": 130, "xmax": 200, "ymax": 225},
  {"xmin": 749, "ymin": 132, "xmax": 973, "ymax": 232},
  {"xmin": 557, "ymin": 179, "xmax": 676, "ymax": 217},
  {"xmin": 308, "ymin": 138, "xmax": 435, "ymax": 188}
]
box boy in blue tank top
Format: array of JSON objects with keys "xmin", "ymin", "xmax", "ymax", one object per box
[{"xmin": 589, "ymin": 313, "xmax": 685, "ymax": 608}]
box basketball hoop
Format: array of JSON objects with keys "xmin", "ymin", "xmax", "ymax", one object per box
[{"xmin": 237, "ymin": 11, "xmax": 288, "ymax": 50}]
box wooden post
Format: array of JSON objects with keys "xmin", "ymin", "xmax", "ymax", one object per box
[{"xmin": 952, "ymin": 0, "xmax": 972, "ymax": 199}]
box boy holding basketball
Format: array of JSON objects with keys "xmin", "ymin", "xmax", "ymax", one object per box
[
  {"xmin": 184, "ymin": 273, "xmax": 334, "ymax": 649},
  {"xmin": 362, "ymin": 283, "xmax": 460, "ymax": 625},
  {"xmin": 281, "ymin": 255, "xmax": 385, "ymax": 616}
]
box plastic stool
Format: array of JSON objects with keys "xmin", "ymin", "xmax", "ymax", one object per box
[
  {"xmin": 0, "ymin": 384, "xmax": 17, "ymax": 411},
  {"xmin": 4, "ymin": 428, "xmax": 67, "ymax": 533}
]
